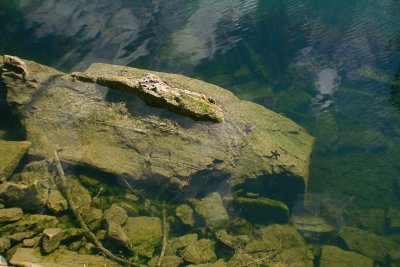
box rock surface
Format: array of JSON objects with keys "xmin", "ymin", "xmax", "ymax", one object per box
[
  {"xmin": 103, "ymin": 204, "xmax": 128, "ymax": 227},
  {"xmin": 0, "ymin": 207, "xmax": 23, "ymax": 224},
  {"xmin": 10, "ymin": 247, "xmax": 120, "ymax": 267},
  {"xmin": 338, "ymin": 226, "xmax": 400, "ymax": 263},
  {"xmin": 291, "ymin": 215, "xmax": 335, "ymax": 239},
  {"xmin": 194, "ymin": 192, "xmax": 229, "ymax": 229},
  {"xmin": 123, "ymin": 216, "xmax": 162, "ymax": 258},
  {"xmin": 175, "ymin": 204, "xmax": 195, "ymax": 226},
  {"xmin": 0, "ymin": 140, "xmax": 31, "ymax": 182},
  {"xmin": 42, "ymin": 228, "xmax": 63, "ymax": 253},
  {"xmin": 232, "ymin": 196, "xmax": 289, "ymax": 224},
  {"xmin": 0, "ymin": 56, "xmax": 314, "ymax": 195},
  {"xmin": 320, "ymin": 245, "xmax": 373, "ymax": 267}
]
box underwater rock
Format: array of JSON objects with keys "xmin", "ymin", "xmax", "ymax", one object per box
[
  {"xmin": 290, "ymin": 215, "xmax": 335, "ymax": 240},
  {"xmin": 178, "ymin": 238, "xmax": 217, "ymax": 264},
  {"xmin": 0, "ymin": 140, "xmax": 31, "ymax": 182},
  {"xmin": 22, "ymin": 238, "xmax": 38, "ymax": 248},
  {"xmin": 232, "ymin": 196, "xmax": 289, "ymax": 224},
  {"xmin": 46, "ymin": 190, "xmax": 68, "ymax": 214},
  {"xmin": 123, "ymin": 216, "xmax": 162, "ymax": 258},
  {"xmin": 319, "ymin": 245, "xmax": 373, "ymax": 267},
  {"xmin": 68, "ymin": 179, "xmax": 91, "ymax": 216},
  {"xmin": 83, "ymin": 207, "xmax": 102, "ymax": 230},
  {"xmin": 0, "ymin": 160, "xmax": 55, "ymax": 211},
  {"xmin": 387, "ymin": 207, "xmax": 400, "ymax": 232},
  {"xmin": 106, "ymin": 222, "xmax": 129, "ymax": 247},
  {"xmin": 215, "ymin": 229, "xmax": 250, "ymax": 249},
  {"xmin": 103, "ymin": 203, "xmax": 128, "ymax": 227},
  {"xmin": 0, "ymin": 207, "xmax": 23, "ymax": 225},
  {"xmin": 338, "ymin": 226, "xmax": 400, "ymax": 263},
  {"xmin": 0, "ymin": 214, "xmax": 58, "ymax": 236},
  {"xmin": 0, "ymin": 56, "xmax": 314, "ymax": 197},
  {"xmin": 194, "ymin": 192, "xmax": 229, "ymax": 230},
  {"xmin": 187, "ymin": 259, "xmax": 227, "ymax": 267},
  {"xmin": 148, "ymin": 255, "xmax": 183, "ymax": 267},
  {"xmin": 175, "ymin": 204, "xmax": 195, "ymax": 226},
  {"xmin": 0, "ymin": 237, "xmax": 10, "ymax": 253},
  {"xmin": 10, "ymin": 247, "xmax": 120, "ymax": 267},
  {"xmin": 8, "ymin": 231, "xmax": 36, "ymax": 244},
  {"xmin": 42, "ymin": 228, "xmax": 63, "ymax": 253},
  {"xmin": 167, "ymin": 233, "xmax": 198, "ymax": 256}
]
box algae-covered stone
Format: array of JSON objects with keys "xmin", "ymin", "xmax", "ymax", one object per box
[
  {"xmin": 179, "ymin": 238, "xmax": 217, "ymax": 264},
  {"xmin": 0, "ymin": 140, "xmax": 30, "ymax": 182},
  {"xmin": 167, "ymin": 233, "xmax": 198, "ymax": 256},
  {"xmin": 10, "ymin": 247, "xmax": 120, "ymax": 267},
  {"xmin": 42, "ymin": 228, "xmax": 63, "ymax": 253},
  {"xmin": 187, "ymin": 259, "xmax": 227, "ymax": 267},
  {"xmin": 148, "ymin": 255, "xmax": 183, "ymax": 267},
  {"xmin": 176, "ymin": 204, "xmax": 195, "ymax": 226},
  {"xmin": 0, "ymin": 207, "xmax": 23, "ymax": 224},
  {"xmin": 83, "ymin": 207, "xmax": 103, "ymax": 230},
  {"xmin": 106, "ymin": 222, "xmax": 129, "ymax": 247},
  {"xmin": 233, "ymin": 196, "xmax": 289, "ymax": 224},
  {"xmin": 68, "ymin": 179, "xmax": 91, "ymax": 215},
  {"xmin": 8, "ymin": 231, "xmax": 35, "ymax": 243},
  {"xmin": 124, "ymin": 216, "xmax": 161, "ymax": 258},
  {"xmin": 320, "ymin": 245, "xmax": 373, "ymax": 267},
  {"xmin": 291, "ymin": 215, "xmax": 335, "ymax": 240},
  {"xmin": 194, "ymin": 192, "xmax": 229, "ymax": 229},
  {"xmin": 1, "ymin": 56, "xmax": 314, "ymax": 198},
  {"xmin": 0, "ymin": 237, "xmax": 10, "ymax": 253},
  {"xmin": 215, "ymin": 229, "xmax": 250, "ymax": 249},
  {"xmin": 338, "ymin": 226, "xmax": 400, "ymax": 263},
  {"xmin": 103, "ymin": 203, "xmax": 128, "ymax": 226},
  {"xmin": 46, "ymin": 190, "xmax": 68, "ymax": 214},
  {"xmin": 0, "ymin": 214, "xmax": 58, "ymax": 236}
]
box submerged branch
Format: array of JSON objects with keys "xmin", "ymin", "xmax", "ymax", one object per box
[{"xmin": 156, "ymin": 202, "xmax": 168, "ymax": 267}]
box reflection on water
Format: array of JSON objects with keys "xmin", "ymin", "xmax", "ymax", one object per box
[{"xmin": 1, "ymin": 0, "xmax": 400, "ymax": 265}]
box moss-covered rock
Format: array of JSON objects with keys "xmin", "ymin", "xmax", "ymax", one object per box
[
  {"xmin": 0, "ymin": 140, "xmax": 30, "ymax": 182},
  {"xmin": 290, "ymin": 215, "xmax": 335, "ymax": 240},
  {"xmin": 175, "ymin": 204, "xmax": 195, "ymax": 226},
  {"xmin": 187, "ymin": 259, "xmax": 227, "ymax": 267},
  {"xmin": 0, "ymin": 207, "xmax": 23, "ymax": 225},
  {"xmin": 10, "ymin": 247, "xmax": 120, "ymax": 267},
  {"xmin": 387, "ymin": 207, "xmax": 400, "ymax": 232},
  {"xmin": 232, "ymin": 196, "xmax": 289, "ymax": 224},
  {"xmin": 319, "ymin": 245, "xmax": 373, "ymax": 267},
  {"xmin": 194, "ymin": 192, "xmax": 229, "ymax": 229},
  {"xmin": 46, "ymin": 190, "xmax": 68, "ymax": 214},
  {"xmin": 42, "ymin": 228, "xmax": 63, "ymax": 253},
  {"xmin": 0, "ymin": 56, "xmax": 314, "ymax": 198},
  {"xmin": 123, "ymin": 216, "xmax": 162, "ymax": 258},
  {"xmin": 179, "ymin": 238, "xmax": 217, "ymax": 264},
  {"xmin": 338, "ymin": 226, "xmax": 400, "ymax": 263},
  {"xmin": 148, "ymin": 255, "xmax": 183, "ymax": 267},
  {"xmin": 0, "ymin": 214, "xmax": 58, "ymax": 236},
  {"xmin": 103, "ymin": 203, "xmax": 128, "ymax": 227}
]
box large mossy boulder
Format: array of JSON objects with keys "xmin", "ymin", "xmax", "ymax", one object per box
[
  {"xmin": 0, "ymin": 55, "xmax": 314, "ymax": 198},
  {"xmin": 193, "ymin": 192, "xmax": 229, "ymax": 229}
]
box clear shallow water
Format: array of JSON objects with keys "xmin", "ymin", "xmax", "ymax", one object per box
[{"xmin": 1, "ymin": 0, "xmax": 400, "ymax": 263}]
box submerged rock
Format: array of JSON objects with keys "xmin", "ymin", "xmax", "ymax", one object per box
[
  {"xmin": 175, "ymin": 204, "xmax": 195, "ymax": 226},
  {"xmin": 46, "ymin": 190, "xmax": 68, "ymax": 214},
  {"xmin": 0, "ymin": 207, "xmax": 23, "ymax": 225},
  {"xmin": 0, "ymin": 214, "xmax": 58, "ymax": 236},
  {"xmin": 0, "ymin": 140, "xmax": 31, "ymax": 182},
  {"xmin": 123, "ymin": 216, "xmax": 161, "ymax": 258},
  {"xmin": 10, "ymin": 247, "xmax": 120, "ymax": 267},
  {"xmin": 232, "ymin": 196, "xmax": 289, "ymax": 224},
  {"xmin": 338, "ymin": 226, "xmax": 400, "ymax": 263},
  {"xmin": 103, "ymin": 203, "xmax": 128, "ymax": 227},
  {"xmin": 319, "ymin": 245, "xmax": 373, "ymax": 267},
  {"xmin": 42, "ymin": 228, "xmax": 63, "ymax": 253},
  {"xmin": 290, "ymin": 215, "xmax": 335, "ymax": 240},
  {"xmin": 387, "ymin": 207, "xmax": 400, "ymax": 232},
  {"xmin": 0, "ymin": 56, "xmax": 314, "ymax": 197},
  {"xmin": 194, "ymin": 192, "xmax": 229, "ymax": 229}
]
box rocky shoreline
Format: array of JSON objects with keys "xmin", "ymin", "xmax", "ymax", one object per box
[{"xmin": 0, "ymin": 55, "xmax": 399, "ymax": 266}]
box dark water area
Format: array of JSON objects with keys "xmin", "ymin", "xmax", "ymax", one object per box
[{"xmin": 1, "ymin": 0, "xmax": 400, "ymax": 265}]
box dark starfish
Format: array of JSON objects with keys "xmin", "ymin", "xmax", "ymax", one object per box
[
  {"xmin": 271, "ymin": 150, "xmax": 280, "ymax": 160},
  {"xmin": 243, "ymin": 123, "xmax": 253, "ymax": 134}
]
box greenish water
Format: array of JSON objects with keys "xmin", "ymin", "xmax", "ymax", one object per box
[{"xmin": 1, "ymin": 0, "xmax": 400, "ymax": 265}]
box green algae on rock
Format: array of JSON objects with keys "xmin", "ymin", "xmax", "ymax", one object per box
[
  {"xmin": 319, "ymin": 245, "xmax": 373, "ymax": 267},
  {"xmin": 0, "ymin": 140, "xmax": 30, "ymax": 182},
  {"xmin": 0, "ymin": 56, "xmax": 314, "ymax": 197}
]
